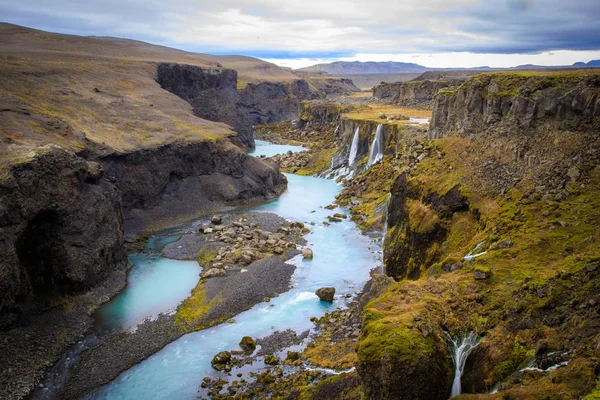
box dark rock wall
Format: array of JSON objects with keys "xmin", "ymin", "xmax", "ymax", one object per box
[
  {"xmin": 238, "ymin": 79, "xmax": 319, "ymax": 126},
  {"xmin": 156, "ymin": 63, "xmax": 254, "ymax": 149},
  {"xmin": 373, "ymin": 79, "xmax": 464, "ymax": 108},
  {"xmin": 157, "ymin": 63, "xmax": 323, "ymax": 150},
  {"xmin": 429, "ymin": 73, "xmax": 600, "ymax": 140},
  {"xmin": 99, "ymin": 139, "xmax": 286, "ymax": 235},
  {"xmin": 0, "ymin": 146, "xmax": 128, "ymax": 328}
]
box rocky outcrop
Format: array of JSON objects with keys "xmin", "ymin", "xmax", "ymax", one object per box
[
  {"xmin": 239, "ymin": 79, "xmax": 320, "ymax": 126},
  {"xmin": 330, "ymin": 119, "xmax": 402, "ymax": 172},
  {"xmin": 99, "ymin": 139, "xmax": 287, "ymax": 235},
  {"xmin": 0, "ymin": 146, "xmax": 128, "ymax": 327},
  {"xmin": 429, "ymin": 72, "xmax": 600, "ymax": 140},
  {"xmin": 158, "ymin": 63, "xmax": 326, "ymax": 150},
  {"xmin": 384, "ymin": 173, "xmax": 469, "ymax": 280},
  {"xmin": 373, "ymin": 78, "xmax": 467, "ymax": 108},
  {"xmin": 156, "ymin": 63, "xmax": 254, "ymax": 148},
  {"xmin": 291, "ymin": 70, "xmax": 360, "ymax": 96}
]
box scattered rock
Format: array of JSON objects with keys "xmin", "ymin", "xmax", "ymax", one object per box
[
  {"xmin": 497, "ymin": 238, "xmax": 513, "ymax": 249},
  {"xmin": 211, "ymin": 215, "xmax": 223, "ymax": 225},
  {"xmin": 211, "ymin": 351, "xmax": 232, "ymax": 371},
  {"xmin": 316, "ymin": 287, "xmax": 335, "ymax": 302},
  {"xmin": 264, "ymin": 355, "xmax": 279, "ymax": 365},
  {"xmin": 286, "ymin": 351, "xmax": 300, "ymax": 362},
  {"xmin": 474, "ymin": 270, "xmax": 489, "ymax": 280},
  {"xmin": 567, "ymin": 166, "xmax": 581, "ymax": 181},
  {"xmin": 203, "ymin": 268, "xmax": 226, "ymax": 279}
]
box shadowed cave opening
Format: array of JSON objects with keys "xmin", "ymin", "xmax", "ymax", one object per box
[{"xmin": 15, "ymin": 210, "xmax": 66, "ymax": 297}]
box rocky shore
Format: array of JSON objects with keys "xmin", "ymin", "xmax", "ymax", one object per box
[{"xmin": 48, "ymin": 211, "xmax": 309, "ymax": 399}]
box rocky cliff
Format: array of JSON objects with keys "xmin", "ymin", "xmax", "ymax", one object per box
[
  {"xmin": 373, "ymin": 76, "xmax": 468, "ymax": 108},
  {"xmin": 429, "ymin": 71, "xmax": 600, "ymax": 140},
  {"xmin": 100, "ymin": 138, "xmax": 286, "ymax": 234},
  {"xmin": 156, "ymin": 63, "xmax": 253, "ymax": 148},
  {"xmin": 0, "ymin": 146, "xmax": 128, "ymax": 328},
  {"xmin": 359, "ymin": 70, "xmax": 600, "ymax": 399}
]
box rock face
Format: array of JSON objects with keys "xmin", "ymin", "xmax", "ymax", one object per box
[
  {"xmin": 357, "ymin": 345, "xmax": 452, "ymax": 400},
  {"xmin": 384, "ymin": 173, "xmax": 469, "ymax": 280},
  {"xmin": 99, "ymin": 139, "xmax": 286, "ymax": 235},
  {"xmin": 157, "ymin": 63, "xmax": 254, "ymax": 149},
  {"xmin": 157, "ymin": 63, "xmax": 325, "ymax": 150},
  {"xmin": 373, "ymin": 79, "xmax": 459, "ymax": 108},
  {"xmin": 0, "ymin": 146, "xmax": 128, "ymax": 328},
  {"xmin": 372, "ymin": 71, "xmax": 477, "ymax": 108},
  {"xmin": 429, "ymin": 72, "xmax": 600, "ymax": 140}
]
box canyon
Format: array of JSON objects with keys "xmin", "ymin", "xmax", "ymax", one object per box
[{"xmin": 1, "ymin": 23, "xmax": 599, "ymax": 400}]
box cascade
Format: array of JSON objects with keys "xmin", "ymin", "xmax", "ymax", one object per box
[
  {"xmin": 347, "ymin": 127, "xmax": 360, "ymax": 167},
  {"xmin": 367, "ymin": 124, "xmax": 384, "ymax": 167},
  {"xmin": 446, "ymin": 332, "xmax": 482, "ymax": 397},
  {"xmin": 380, "ymin": 193, "xmax": 391, "ymax": 274}
]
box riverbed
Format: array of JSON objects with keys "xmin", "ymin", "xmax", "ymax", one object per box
[{"xmin": 84, "ymin": 141, "xmax": 379, "ymax": 399}]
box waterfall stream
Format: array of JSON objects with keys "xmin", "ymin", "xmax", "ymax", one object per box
[
  {"xmin": 380, "ymin": 193, "xmax": 391, "ymax": 274},
  {"xmin": 367, "ymin": 124, "xmax": 384, "ymax": 168},
  {"xmin": 447, "ymin": 332, "xmax": 482, "ymax": 397},
  {"xmin": 348, "ymin": 127, "xmax": 360, "ymax": 167}
]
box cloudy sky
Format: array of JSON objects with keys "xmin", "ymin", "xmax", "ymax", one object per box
[{"xmin": 2, "ymin": 0, "xmax": 600, "ymax": 68}]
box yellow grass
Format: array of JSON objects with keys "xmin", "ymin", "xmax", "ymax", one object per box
[{"xmin": 342, "ymin": 104, "xmax": 432, "ymax": 126}]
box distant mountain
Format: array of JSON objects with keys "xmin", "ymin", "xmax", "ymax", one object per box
[
  {"xmin": 297, "ymin": 61, "xmax": 427, "ymax": 75},
  {"xmin": 572, "ymin": 60, "xmax": 600, "ymax": 67},
  {"xmin": 298, "ymin": 60, "xmax": 600, "ymax": 76}
]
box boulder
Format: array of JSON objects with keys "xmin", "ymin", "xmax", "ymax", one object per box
[
  {"xmin": 211, "ymin": 351, "xmax": 232, "ymax": 371},
  {"xmin": 302, "ymin": 248, "xmax": 314, "ymax": 259},
  {"xmin": 239, "ymin": 336, "xmax": 256, "ymax": 352},
  {"xmin": 264, "ymin": 355, "xmax": 279, "ymax": 365},
  {"xmin": 474, "ymin": 270, "xmax": 489, "ymax": 280},
  {"xmin": 203, "ymin": 268, "xmax": 226, "ymax": 279},
  {"xmin": 316, "ymin": 287, "xmax": 335, "ymax": 302},
  {"xmin": 211, "ymin": 215, "xmax": 223, "ymax": 225}
]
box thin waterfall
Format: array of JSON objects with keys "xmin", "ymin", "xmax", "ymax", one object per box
[
  {"xmin": 378, "ymin": 193, "xmax": 391, "ymax": 274},
  {"xmin": 446, "ymin": 332, "xmax": 482, "ymax": 397},
  {"xmin": 347, "ymin": 127, "xmax": 360, "ymax": 167},
  {"xmin": 367, "ymin": 124, "xmax": 384, "ymax": 167}
]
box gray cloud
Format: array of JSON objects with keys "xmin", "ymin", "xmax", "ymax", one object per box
[{"xmin": 1, "ymin": 0, "xmax": 599, "ymax": 57}]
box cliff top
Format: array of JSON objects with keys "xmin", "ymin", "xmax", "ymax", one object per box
[
  {"xmin": 0, "ymin": 23, "xmax": 299, "ymax": 84},
  {"xmin": 0, "ymin": 24, "xmax": 308, "ymax": 171}
]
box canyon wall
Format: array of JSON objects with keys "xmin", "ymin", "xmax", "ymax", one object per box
[
  {"xmin": 358, "ymin": 70, "xmax": 600, "ymax": 399},
  {"xmin": 429, "ymin": 72, "xmax": 600, "ymax": 140},
  {"xmin": 373, "ymin": 72, "xmax": 474, "ymax": 108},
  {"xmin": 0, "ymin": 147, "xmax": 128, "ymax": 328}
]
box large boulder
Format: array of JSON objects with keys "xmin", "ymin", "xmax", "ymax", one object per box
[
  {"xmin": 302, "ymin": 248, "xmax": 314, "ymax": 259},
  {"xmin": 239, "ymin": 336, "xmax": 256, "ymax": 352},
  {"xmin": 316, "ymin": 287, "xmax": 335, "ymax": 302}
]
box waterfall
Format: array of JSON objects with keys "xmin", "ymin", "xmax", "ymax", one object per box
[
  {"xmin": 379, "ymin": 193, "xmax": 391, "ymax": 274},
  {"xmin": 446, "ymin": 332, "xmax": 482, "ymax": 397},
  {"xmin": 367, "ymin": 124, "xmax": 384, "ymax": 167},
  {"xmin": 347, "ymin": 127, "xmax": 360, "ymax": 167}
]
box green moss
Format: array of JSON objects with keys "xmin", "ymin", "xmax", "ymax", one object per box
[
  {"xmin": 195, "ymin": 247, "xmax": 218, "ymax": 266},
  {"xmin": 175, "ymin": 281, "xmax": 222, "ymax": 331}
]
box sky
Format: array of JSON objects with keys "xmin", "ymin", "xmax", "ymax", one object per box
[{"xmin": 1, "ymin": 0, "xmax": 600, "ymax": 69}]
